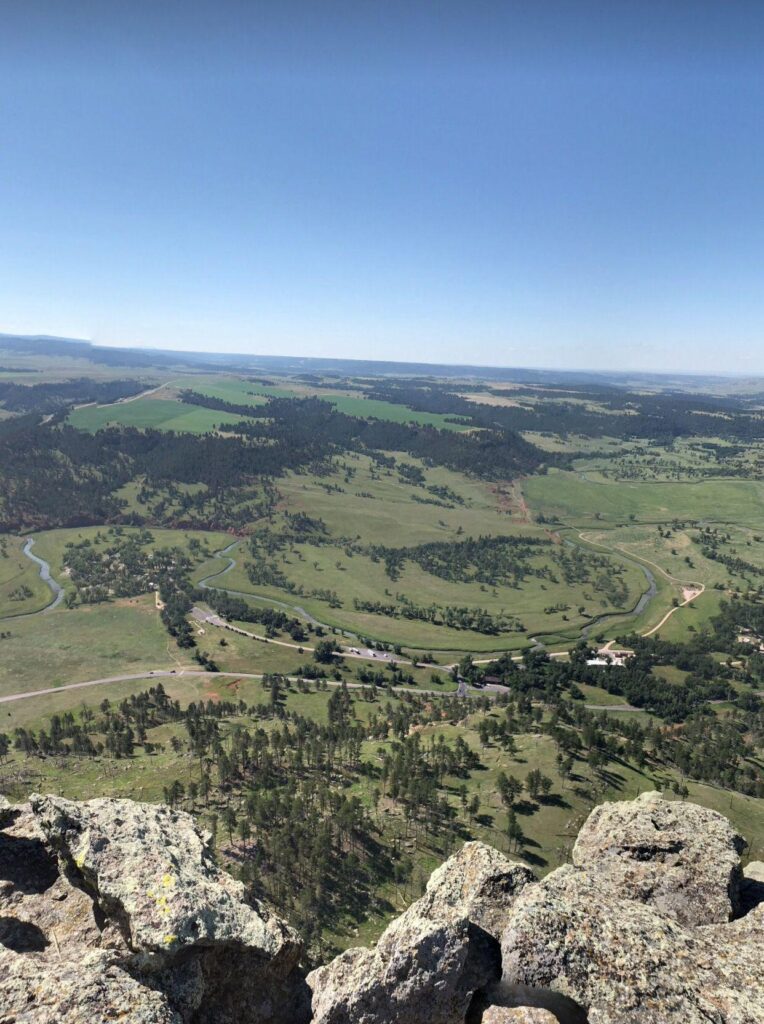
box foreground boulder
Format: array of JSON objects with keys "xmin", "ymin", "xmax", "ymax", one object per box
[
  {"xmin": 501, "ymin": 866, "xmax": 763, "ymax": 1023},
  {"xmin": 572, "ymin": 789, "xmax": 744, "ymax": 926},
  {"xmin": 308, "ymin": 913, "xmax": 484, "ymax": 1024},
  {"xmin": 481, "ymin": 1010, "xmax": 558, "ymax": 1023},
  {"xmin": 414, "ymin": 841, "xmax": 534, "ymax": 940},
  {"xmin": 0, "ymin": 795, "xmax": 307, "ymax": 1024},
  {"xmin": 501, "ymin": 794, "xmax": 763, "ymax": 1024},
  {"xmin": 308, "ymin": 842, "xmax": 532, "ymax": 1024},
  {"xmin": 31, "ymin": 794, "xmax": 298, "ymax": 962}
]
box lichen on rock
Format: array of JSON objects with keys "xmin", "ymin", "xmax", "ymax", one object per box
[
  {"xmin": 1, "ymin": 789, "xmax": 761, "ymax": 1024},
  {"xmin": 30, "ymin": 793, "xmax": 299, "ymax": 962},
  {"xmin": 571, "ymin": 789, "xmax": 745, "ymax": 926},
  {"xmin": 1, "ymin": 794, "xmax": 307, "ymax": 1024}
]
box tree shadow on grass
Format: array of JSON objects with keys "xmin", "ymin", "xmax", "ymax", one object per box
[
  {"xmin": 538, "ymin": 793, "xmax": 571, "ymax": 809},
  {"xmin": 513, "ymin": 799, "xmax": 538, "ymax": 817},
  {"xmin": 595, "ymin": 768, "xmax": 626, "ymax": 790},
  {"xmin": 520, "ymin": 850, "xmax": 548, "ymax": 868}
]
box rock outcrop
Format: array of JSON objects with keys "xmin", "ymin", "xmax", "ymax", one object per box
[
  {"xmin": 571, "ymin": 789, "xmax": 744, "ymax": 925},
  {"xmin": 481, "ymin": 1010, "xmax": 558, "ymax": 1024},
  {"xmin": 500, "ymin": 794, "xmax": 763, "ymax": 1024},
  {"xmin": 1, "ymin": 790, "xmax": 762, "ymax": 1024},
  {"xmin": 501, "ymin": 866, "xmax": 761, "ymax": 1023},
  {"xmin": 0, "ymin": 795, "xmax": 307, "ymax": 1024},
  {"xmin": 414, "ymin": 841, "xmax": 534, "ymax": 939},
  {"xmin": 307, "ymin": 842, "xmax": 531, "ymax": 1024},
  {"xmin": 0, "ymin": 947, "xmax": 183, "ymax": 1024}
]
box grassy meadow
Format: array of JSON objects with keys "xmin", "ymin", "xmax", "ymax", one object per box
[
  {"xmin": 524, "ymin": 470, "xmax": 764, "ymax": 531},
  {"xmin": 201, "ymin": 454, "xmax": 650, "ymax": 650}
]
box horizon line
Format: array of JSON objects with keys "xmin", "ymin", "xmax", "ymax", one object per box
[{"xmin": 1, "ymin": 330, "xmax": 762, "ymax": 383}]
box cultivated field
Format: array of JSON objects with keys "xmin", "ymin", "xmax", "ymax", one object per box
[
  {"xmin": 67, "ymin": 395, "xmax": 260, "ymax": 433},
  {"xmin": 66, "ymin": 373, "xmax": 473, "ymax": 433}
]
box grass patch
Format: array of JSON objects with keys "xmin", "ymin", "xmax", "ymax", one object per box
[{"xmin": 524, "ymin": 471, "xmax": 764, "ymax": 530}]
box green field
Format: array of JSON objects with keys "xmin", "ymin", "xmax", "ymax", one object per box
[
  {"xmin": 524, "ymin": 470, "xmax": 764, "ymax": 530},
  {"xmin": 11, "ymin": 437, "xmax": 757, "ymax": 659},
  {"xmin": 325, "ymin": 394, "xmax": 471, "ymax": 430},
  {"xmin": 67, "ymin": 395, "xmax": 260, "ymax": 433},
  {"xmin": 172, "ymin": 375, "xmax": 293, "ymax": 402},
  {"xmin": 64, "ymin": 372, "xmax": 473, "ymax": 434},
  {"xmin": 0, "ymin": 595, "xmax": 185, "ymax": 696},
  {"xmin": 169, "ymin": 374, "xmax": 474, "ymax": 430},
  {"xmin": 217, "ymin": 540, "xmax": 645, "ymax": 651},
  {"xmin": 91, "ymin": 455, "xmax": 654, "ymax": 651},
  {"xmin": 0, "ymin": 584, "xmax": 452, "ymax": 707},
  {"xmin": 519, "ymin": 469, "xmax": 764, "ymax": 641},
  {"xmin": 188, "ymin": 453, "xmax": 649, "ymax": 651}
]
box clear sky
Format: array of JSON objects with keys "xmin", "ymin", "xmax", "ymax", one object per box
[{"xmin": 1, "ymin": 1, "xmax": 763, "ymax": 373}]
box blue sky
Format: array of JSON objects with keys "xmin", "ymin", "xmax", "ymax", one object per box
[{"xmin": 1, "ymin": 1, "xmax": 763, "ymax": 373}]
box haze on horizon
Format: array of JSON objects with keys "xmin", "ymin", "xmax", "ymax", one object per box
[{"xmin": 1, "ymin": 1, "xmax": 763, "ymax": 375}]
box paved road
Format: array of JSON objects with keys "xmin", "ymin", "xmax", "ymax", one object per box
[
  {"xmin": 0, "ymin": 668, "xmax": 466, "ymax": 706},
  {"xmin": 191, "ymin": 605, "xmax": 447, "ymax": 671},
  {"xmin": 10, "ymin": 666, "xmax": 743, "ymax": 714},
  {"xmin": 2, "ymin": 521, "xmax": 712, "ymax": 720}
]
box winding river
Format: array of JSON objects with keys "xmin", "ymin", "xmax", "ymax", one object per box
[
  {"xmin": 196, "ymin": 541, "xmax": 332, "ymax": 629},
  {"xmin": 10, "ymin": 538, "xmax": 65, "ymax": 617},
  {"xmin": 12, "ymin": 531, "xmax": 665, "ymax": 654},
  {"xmin": 529, "ymin": 537, "xmax": 659, "ymax": 647}
]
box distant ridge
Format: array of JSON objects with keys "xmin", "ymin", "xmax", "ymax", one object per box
[{"xmin": 1, "ymin": 331, "xmax": 761, "ymax": 391}]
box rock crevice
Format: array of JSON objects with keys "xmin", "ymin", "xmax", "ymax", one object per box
[{"xmin": 0, "ymin": 791, "xmax": 761, "ymax": 1024}]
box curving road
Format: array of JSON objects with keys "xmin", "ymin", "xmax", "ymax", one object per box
[
  {"xmin": 5, "ymin": 523, "xmax": 705, "ymax": 708},
  {"xmin": 577, "ymin": 531, "xmax": 706, "ymax": 639},
  {"xmin": 191, "ymin": 604, "xmax": 429, "ymax": 669}
]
